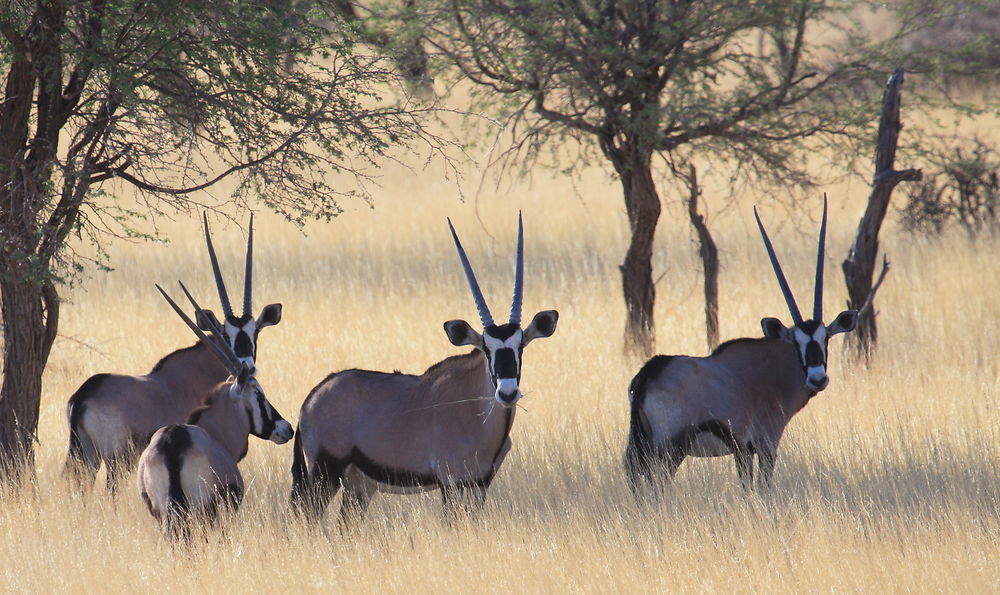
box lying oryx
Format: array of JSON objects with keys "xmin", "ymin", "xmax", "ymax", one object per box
[
  {"xmin": 625, "ymin": 199, "xmax": 858, "ymax": 492},
  {"xmin": 290, "ymin": 215, "xmax": 558, "ymax": 522},
  {"xmin": 64, "ymin": 215, "xmax": 282, "ymax": 491},
  {"xmin": 137, "ymin": 284, "xmax": 292, "ymax": 540}
]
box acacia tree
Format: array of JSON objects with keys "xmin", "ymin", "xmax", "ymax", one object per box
[
  {"xmin": 423, "ymin": 0, "xmax": 938, "ymax": 357},
  {"xmin": 0, "ymin": 0, "xmax": 445, "ymax": 484}
]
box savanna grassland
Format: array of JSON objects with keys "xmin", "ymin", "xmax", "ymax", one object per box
[{"xmin": 0, "ymin": 143, "xmax": 998, "ymax": 592}]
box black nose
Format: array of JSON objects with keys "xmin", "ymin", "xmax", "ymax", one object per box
[{"xmin": 497, "ymin": 389, "xmax": 518, "ymax": 404}]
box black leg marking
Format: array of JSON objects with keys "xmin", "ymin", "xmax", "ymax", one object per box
[
  {"xmin": 757, "ymin": 447, "xmax": 777, "ymax": 491},
  {"xmin": 735, "ymin": 442, "xmax": 754, "ymax": 491},
  {"xmin": 296, "ymin": 448, "xmax": 346, "ymax": 522}
]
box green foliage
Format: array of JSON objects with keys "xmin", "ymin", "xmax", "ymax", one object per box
[
  {"xmin": 0, "ymin": 0, "xmax": 447, "ymax": 288},
  {"xmin": 419, "ymin": 0, "xmax": 995, "ymax": 195}
]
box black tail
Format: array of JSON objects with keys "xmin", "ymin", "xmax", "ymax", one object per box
[
  {"xmin": 64, "ymin": 374, "xmax": 109, "ymax": 484},
  {"xmin": 157, "ymin": 425, "xmax": 192, "ymax": 516},
  {"xmin": 289, "ymin": 427, "xmax": 309, "ymax": 512},
  {"xmin": 624, "ymin": 356, "xmax": 674, "ymax": 494}
]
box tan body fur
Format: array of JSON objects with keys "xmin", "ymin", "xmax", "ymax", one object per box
[
  {"xmin": 292, "ymin": 350, "xmax": 514, "ymax": 519},
  {"xmin": 65, "ymin": 342, "xmax": 229, "ymax": 489}
]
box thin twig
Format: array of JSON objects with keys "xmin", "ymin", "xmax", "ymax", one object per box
[{"xmin": 858, "ymin": 254, "xmax": 891, "ymax": 318}]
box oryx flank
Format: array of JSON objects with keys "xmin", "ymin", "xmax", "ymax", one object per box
[
  {"xmin": 625, "ymin": 198, "xmax": 858, "ymax": 492},
  {"xmin": 64, "ymin": 214, "xmax": 282, "ymax": 491},
  {"xmin": 290, "ymin": 215, "xmax": 558, "ymax": 522},
  {"xmin": 137, "ymin": 284, "xmax": 292, "ymax": 540}
]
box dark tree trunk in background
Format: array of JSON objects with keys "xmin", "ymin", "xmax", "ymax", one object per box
[
  {"xmin": 612, "ymin": 148, "xmax": 661, "ymax": 359},
  {"xmin": 685, "ymin": 165, "xmax": 720, "ymax": 351},
  {"xmin": 0, "ymin": 278, "xmax": 59, "ymax": 486},
  {"xmin": 842, "ymin": 67, "xmax": 922, "ymax": 358}
]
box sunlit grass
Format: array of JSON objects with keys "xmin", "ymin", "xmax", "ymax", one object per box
[{"xmin": 2, "ymin": 146, "xmax": 997, "ymax": 591}]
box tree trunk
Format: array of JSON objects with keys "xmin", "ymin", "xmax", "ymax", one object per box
[
  {"xmin": 842, "ymin": 67, "xmax": 921, "ymax": 358},
  {"xmin": 618, "ymin": 157, "xmax": 661, "ymax": 359},
  {"xmin": 685, "ymin": 164, "xmax": 720, "ymax": 351},
  {"xmin": 0, "ymin": 278, "xmax": 58, "ymax": 485}
]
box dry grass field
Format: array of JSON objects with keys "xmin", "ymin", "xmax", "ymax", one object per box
[{"xmin": 0, "ymin": 149, "xmax": 997, "ymax": 592}]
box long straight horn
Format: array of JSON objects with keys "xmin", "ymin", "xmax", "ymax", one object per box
[
  {"xmin": 203, "ymin": 212, "xmax": 234, "ymax": 318},
  {"xmin": 243, "ymin": 214, "xmax": 253, "ymax": 317},
  {"xmin": 175, "ymin": 281, "xmax": 242, "ymax": 370},
  {"xmin": 156, "ymin": 283, "xmax": 239, "ymax": 374},
  {"xmin": 754, "ymin": 206, "xmax": 803, "ymax": 325},
  {"xmin": 447, "ymin": 218, "xmax": 495, "ymax": 328},
  {"xmin": 813, "ymin": 195, "xmax": 828, "ymax": 322},
  {"xmin": 509, "ymin": 212, "xmax": 524, "ymax": 326}
]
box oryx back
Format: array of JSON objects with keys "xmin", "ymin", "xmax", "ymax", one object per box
[
  {"xmin": 296, "ymin": 351, "xmax": 508, "ymax": 496},
  {"xmin": 66, "ymin": 343, "xmax": 228, "ymax": 489}
]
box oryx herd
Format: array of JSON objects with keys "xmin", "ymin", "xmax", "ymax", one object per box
[{"xmin": 63, "ymin": 200, "xmax": 856, "ymax": 540}]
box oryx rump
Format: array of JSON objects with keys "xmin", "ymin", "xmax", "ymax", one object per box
[
  {"xmin": 64, "ymin": 215, "xmax": 281, "ymax": 490},
  {"xmin": 137, "ymin": 284, "xmax": 292, "ymax": 540}
]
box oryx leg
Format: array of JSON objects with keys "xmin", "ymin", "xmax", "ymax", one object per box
[
  {"xmin": 440, "ymin": 480, "xmax": 488, "ymax": 515},
  {"xmin": 338, "ymin": 468, "xmax": 376, "ymax": 529},
  {"xmin": 296, "ymin": 450, "xmax": 346, "ymax": 522},
  {"xmin": 757, "ymin": 446, "xmax": 777, "ymax": 491},
  {"xmin": 63, "ymin": 430, "xmax": 101, "ymax": 492},
  {"xmin": 734, "ymin": 443, "xmax": 755, "ymax": 491}
]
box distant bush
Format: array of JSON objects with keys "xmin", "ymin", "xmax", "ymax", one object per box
[
  {"xmin": 900, "ymin": 137, "xmax": 1000, "ymax": 236},
  {"xmin": 902, "ymin": 2, "xmax": 1000, "ymax": 86}
]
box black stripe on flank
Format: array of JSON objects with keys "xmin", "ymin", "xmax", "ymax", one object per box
[
  {"xmin": 350, "ymin": 448, "xmax": 442, "ymax": 488},
  {"xmin": 156, "ymin": 425, "xmax": 193, "ymax": 513}
]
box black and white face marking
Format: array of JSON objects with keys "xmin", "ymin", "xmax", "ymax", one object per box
[
  {"xmin": 224, "ymin": 314, "xmax": 259, "ymax": 369},
  {"xmin": 482, "ymin": 324, "xmax": 525, "ymax": 407},
  {"xmin": 230, "ymin": 377, "xmax": 294, "ymax": 444},
  {"xmin": 792, "ymin": 320, "xmax": 830, "ymax": 392},
  {"xmin": 200, "ymin": 304, "xmax": 281, "ymax": 371},
  {"xmin": 762, "ymin": 310, "xmax": 857, "ymax": 393}
]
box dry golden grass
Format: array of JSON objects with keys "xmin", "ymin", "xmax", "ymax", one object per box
[{"xmin": 1, "ymin": 153, "xmax": 997, "ymax": 592}]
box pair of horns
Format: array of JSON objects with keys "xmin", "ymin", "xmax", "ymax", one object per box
[
  {"xmin": 447, "ymin": 213, "xmax": 524, "ymax": 328},
  {"xmin": 156, "ymin": 282, "xmax": 244, "ymax": 375},
  {"xmin": 204, "ymin": 212, "xmax": 254, "ymax": 319},
  {"xmin": 754, "ymin": 196, "xmax": 828, "ymax": 325}
]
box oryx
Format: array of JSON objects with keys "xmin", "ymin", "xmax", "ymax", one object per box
[
  {"xmin": 290, "ymin": 215, "xmax": 558, "ymax": 523},
  {"xmin": 137, "ymin": 283, "xmax": 292, "ymax": 540},
  {"xmin": 64, "ymin": 214, "xmax": 282, "ymax": 491},
  {"xmin": 625, "ymin": 198, "xmax": 858, "ymax": 492}
]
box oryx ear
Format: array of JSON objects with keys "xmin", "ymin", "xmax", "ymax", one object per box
[
  {"xmin": 443, "ymin": 320, "xmax": 482, "ymax": 348},
  {"xmin": 196, "ymin": 309, "xmax": 221, "ymax": 332},
  {"xmin": 524, "ymin": 310, "xmax": 559, "ymax": 344},
  {"xmin": 761, "ymin": 317, "xmax": 792, "ymax": 341},
  {"xmin": 256, "ymin": 303, "xmax": 282, "ymax": 329},
  {"xmin": 827, "ymin": 310, "xmax": 858, "ymax": 336}
]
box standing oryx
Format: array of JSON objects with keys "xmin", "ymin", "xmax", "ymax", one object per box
[
  {"xmin": 137, "ymin": 283, "xmax": 292, "ymax": 540},
  {"xmin": 625, "ymin": 198, "xmax": 858, "ymax": 492},
  {"xmin": 64, "ymin": 214, "xmax": 282, "ymax": 491},
  {"xmin": 290, "ymin": 215, "xmax": 558, "ymax": 522}
]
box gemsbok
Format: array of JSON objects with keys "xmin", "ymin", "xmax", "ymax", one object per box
[
  {"xmin": 64, "ymin": 214, "xmax": 282, "ymax": 491},
  {"xmin": 290, "ymin": 215, "xmax": 558, "ymax": 522},
  {"xmin": 624, "ymin": 199, "xmax": 858, "ymax": 493},
  {"xmin": 137, "ymin": 283, "xmax": 293, "ymax": 540}
]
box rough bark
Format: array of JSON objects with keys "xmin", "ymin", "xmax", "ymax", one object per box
[
  {"xmin": 842, "ymin": 67, "xmax": 922, "ymax": 358},
  {"xmin": 0, "ymin": 279, "xmax": 58, "ymax": 486},
  {"xmin": 685, "ymin": 165, "xmax": 720, "ymax": 351},
  {"xmin": 616, "ymin": 154, "xmax": 661, "ymax": 359}
]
